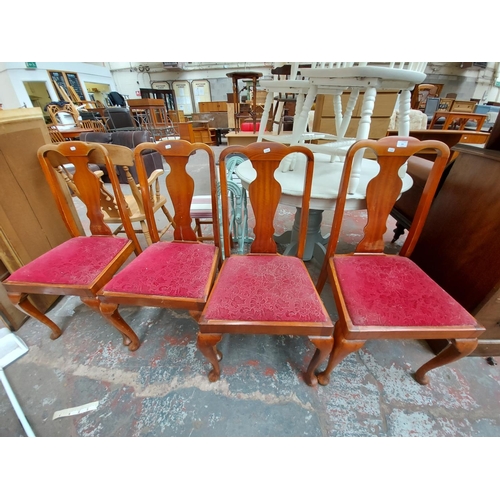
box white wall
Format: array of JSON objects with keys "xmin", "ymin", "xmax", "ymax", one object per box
[{"xmin": 0, "ymin": 62, "xmax": 115, "ymax": 109}]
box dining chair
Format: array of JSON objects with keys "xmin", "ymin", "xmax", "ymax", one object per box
[
  {"xmin": 54, "ymin": 143, "xmax": 175, "ymax": 246},
  {"xmin": 197, "ymin": 142, "xmax": 334, "ymax": 386},
  {"xmin": 97, "ymin": 140, "xmax": 220, "ymax": 350},
  {"xmin": 46, "ymin": 124, "xmax": 67, "ymax": 143},
  {"xmin": 315, "ymin": 136, "xmax": 485, "ymax": 386},
  {"xmin": 2, "ymin": 142, "xmax": 142, "ymax": 349}
]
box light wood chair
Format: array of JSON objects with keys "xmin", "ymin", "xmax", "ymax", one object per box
[
  {"xmin": 315, "ymin": 136, "xmax": 485, "ymax": 386},
  {"xmin": 47, "ymin": 125, "xmax": 66, "ymax": 143},
  {"xmin": 97, "ymin": 140, "xmax": 220, "ymax": 351},
  {"xmin": 80, "ymin": 119, "xmax": 108, "ymax": 132},
  {"xmin": 55, "ymin": 143, "xmax": 175, "ymax": 246},
  {"xmin": 46, "ymin": 103, "xmax": 80, "ymax": 127},
  {"xmin": 197, "ymin": 142, "xmax": 334, "ymax": 386},
  {"xmin": 2, "ymin": 142, "xmax": 142, "ymax": 349}
]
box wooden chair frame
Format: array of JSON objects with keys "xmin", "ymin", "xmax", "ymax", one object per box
[
  {"xmin": 315, "ymin": 136, "xmax": 485, "ymax": 386},
  {"xmin": 97, "ymin": 140, "xmax": 221, "ymax": 350},
  {"xmin": 3, "ymin": 142, "xmax": 143, "ymax": 349},
  {"xmin": 197, "ymin": 142, "xmax": 334, "ymax": 386}
]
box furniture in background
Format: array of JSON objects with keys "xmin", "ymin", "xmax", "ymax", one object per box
[
  {"xmin": 315, "ymin": 136, "xmax": 484, "ymax": 386},
  {"xmin": 3, "ymin": 142, "xmax": 142, "ymax": 349},
  {"xmin": 46, "ymin": 102, "xmax": 80, "ymax": 127},
  {"xmin": 429, "ymin": 111, "xmax": 487, "ymax": 131},
  {"xmin": 451, "ymin": 100, "xmax": 476, "ymax": 113},
  {"xmin": 423, "ymin": 97, "xmax": 441, "ymax": 123},
  {"xmin": 226, "ymin": 71, "xmax": 263, "ymax": 133},
  {"xmin": 0, "ymin": 108, "xmax": 77, "ymax": 330},
  {"xmin": 47, "ymin": 124, "xmax": 67, "ymax": 143},
  {"xmin": 409, "ymin": 143, "xmax": 500, "ymax": 357},
  {"xmin": 198, "ymin": 142, "xmax": 334, "ymax": 386},
  {"xmin": 56, "ymin": 143, "xmax": 174, "ymax": 246},
  {"xmin": 388, "ymin": 129, "xmax": 490, "ymax": 243},
  {"xmin": 79, "ymin": 131, "xmax": 163, "ymax": 184},
  {"xmin": 103, "ymin": 107, "xmax": 138, "ymax": 131},
  {"xmin": 127, "ymin": 98, "xmax": 178, "ymax": 140},
  {"xmin": 97, "ymin": 140, "xmax": 220, "ymax": 351}
]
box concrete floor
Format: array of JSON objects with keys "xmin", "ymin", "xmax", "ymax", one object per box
[{"xmin": 1, "ymin": 144, "xmax": 500, "ymax": 438}]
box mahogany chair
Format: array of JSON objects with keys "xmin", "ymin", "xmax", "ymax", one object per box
[
  {"xmin": 197, "ymin": 142, "xmax": 334, "ymax": 386},
  {"xmin": 2, "ymin": 142, "xmax": 142, "ymax": 349},
  {"xmin": 315, "ymin": 136, "xmax": 485, "ymax": 386},
  {"xmin": 97, "ymin": 140, "xmax": 220, "ymax": 350}
]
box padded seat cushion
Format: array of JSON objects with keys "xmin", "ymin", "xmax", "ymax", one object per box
[
  {"xmin": 103, "ymin": 242, "xmax": 217, "ymax": 298},
  {"xmin": 333, "ymin": 255, "xmax": 478, "ymax": 327},
  {"xmin": 203, "ymin": 255, "xmax": 330, "ymax": 322},
  {"xmin": 7, "ymin": 236, "xmax": 129, "ymax": 285}
]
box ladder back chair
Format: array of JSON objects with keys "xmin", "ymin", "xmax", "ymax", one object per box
[
  {"xmin": 3, "ymin": 142, "xmax": 142, "ymax": 349},
  {"xmin": 197, "ymin": 142, "xmax": 334, "ymax": 386},
  {"xmin": 97, "ymin": 140, "xmax": 221, "ymax": 351},
  {"xmin": 315, "ymin": 136, "xmax": 485, "ymax": 386}
]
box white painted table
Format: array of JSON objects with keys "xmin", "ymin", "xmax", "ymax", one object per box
[{"xmin": 236, "ymin": 152, "xmax": 413, "ymax": 261}]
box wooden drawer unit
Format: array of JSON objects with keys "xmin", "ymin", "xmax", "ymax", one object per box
[{"xmin": 199, "ymin": 101, "xmax": 227, "ymax": 113}]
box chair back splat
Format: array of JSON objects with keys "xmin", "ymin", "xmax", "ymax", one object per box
[
  {"xmin": 315, "ymin": 136, "xmax": 485, "ymax": 387},
  {"xmin": 198, "ymin": 142, "xmax": 334, "ymax": 386},
  {"xmin": 2, "ymin": 142, "xmax": 141, "ymax": 350},
  {"xmin": 97, "ymin": 140, "xmax": 220, "ymax": 351}
]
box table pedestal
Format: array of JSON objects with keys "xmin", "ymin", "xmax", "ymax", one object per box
[{"xmin": 274, "ymin": 208, "xmax": 329, "ymax": 262}]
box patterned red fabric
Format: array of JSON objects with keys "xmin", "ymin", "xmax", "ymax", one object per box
[
  {"xmin": 333, "ymin": 255, "xmax": 478, "ymax": 327},
  {"xmin": 7, "ymin": 236, "xmax": 129, "ymax": 285},
  {"xmin": 203, "ymin": 255, "xmax": 330, "ymax": 322},
  {"xmin": 103, "ymin": 241, "xmax": 217, "ymax": 298}
]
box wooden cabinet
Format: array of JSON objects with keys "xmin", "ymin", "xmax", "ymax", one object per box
[
  {"xmin": 199, "ymin": 101, "xmax": 227, "ymax": 113},
  {"xmin": 0, "ymin": 109, "xmax": 74, "ymax": 330},
  {"xmin": 410, "ymin": 144, "xmax": 500, "ymax": 356},
  {"xmin": 312, "ymin": 91, "xmax": 398, "ymax": 140}
]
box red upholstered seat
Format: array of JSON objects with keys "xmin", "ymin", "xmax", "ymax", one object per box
[
  {"xmin": 7, "ymin": 236, "xmax": 130, "ymax": 286},
  {"xmin": 334, "ymin": 255, "xmax": 477, "ymax": 327},
  {"xmin": 204, "ymin": 255, "xmax": 330, "ymax": 323},
  {"xmin": 103, "ymin": 241, "xmax": 217, "ymax": 299}
]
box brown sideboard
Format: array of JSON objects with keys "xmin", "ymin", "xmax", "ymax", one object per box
[
  {"xmin": 0, "ymin": 108, "xmax": 77, "ymax": 330},
  {"xmin": 410, "ymin": 144, "xmax": 500, "ymax": 356}
]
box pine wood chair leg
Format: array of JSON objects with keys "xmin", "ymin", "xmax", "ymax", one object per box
[
  {"xmin": 98, "ymin": 302, "xmax": 141, "ymax": 351},
  {"xmin": 139, "ymin": 220, "xmax": 152, "ymax": 246},
  {"xmin": 304, "ymin": 335, "xmax": 335, "ymax": 387},
  {"xmin": 414, "ymin": 338, "xmax": 478, "ymax": 385},
  {"xmin": 8, "ymin": 292, "xmax": 62, "ymax": 340},
  {"xmin": 317, "ymin": 321, "xmax": 365, "ymax": 386},
  {"xmin": 197, "ymin": 333, "xmax": 223, "ymax": 382},
  {"xmin": 160, "ymin": 205, "xmax": 175, "ymax": 229}
]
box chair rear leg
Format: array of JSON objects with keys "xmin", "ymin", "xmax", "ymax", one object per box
[
  {"xmin": 304, "ymin": 335, "xmax": 334, "ymax": 386},
  {"xmin": 414, "ymin": 338, "xmax": 478, "ymax": 385},
  {"xmin": 317, "ymin": 321, "xmax": 365, "ymax": 386},
  {"xmin": 8, "ymin": 292, "xmax": 62, "ymax": 340},
  {"xmin": 197, "ymin": 333, "xmax": 223, "ymax": 382}
]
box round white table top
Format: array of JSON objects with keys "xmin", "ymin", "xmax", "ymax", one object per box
[{"xmin": 235, "ymin": 152, "xmax": 414, "ymax": 211}]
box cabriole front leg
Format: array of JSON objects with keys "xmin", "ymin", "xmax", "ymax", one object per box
[
  {"xmin": 98, "ymin": 301, "xmax": 141, "ymax": 351},
  {"xmin": 414, "ymin": 338, "xmax": 478, "ymax": 385},
  {"xmin": 197, "ymin": 333, "xmax": 223, "ymax": 382},
  {"xmin": 8, "ymin": 292, "xmax": 62, "ymax": 340}
]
